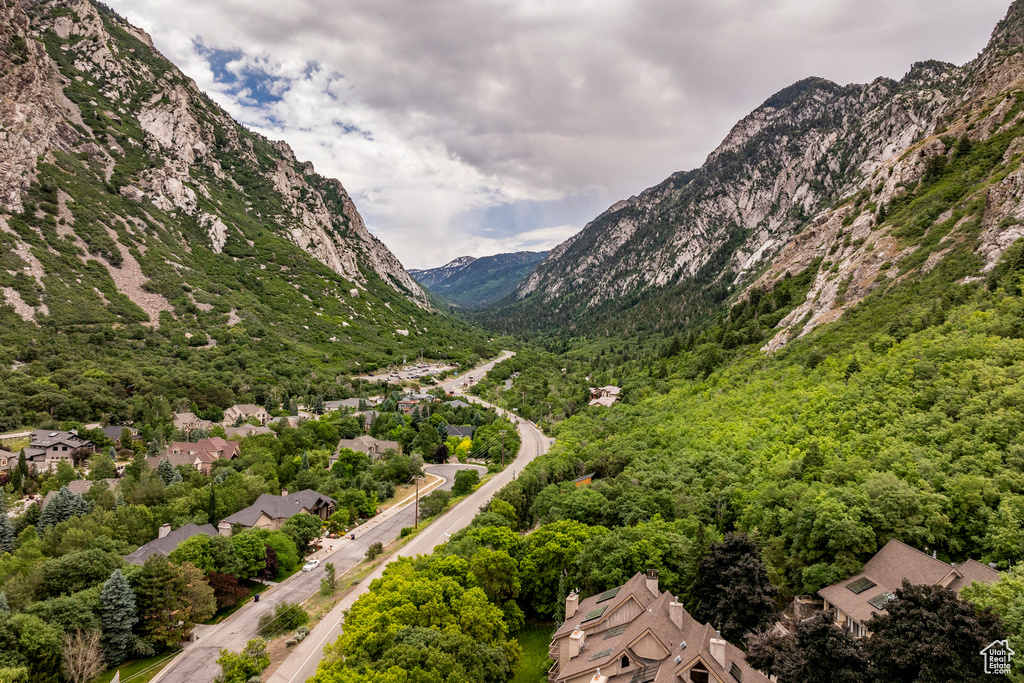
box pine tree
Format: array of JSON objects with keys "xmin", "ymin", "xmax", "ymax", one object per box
[
  {"xmin": 108, "ymin": 446, "xmax": 116, "ymax": 459},
  {"xmin": 114, "ymin": 491, "xmax": 125, "ymax": 508},
  {"xmin": 37, "ymin": 486, "xmax": 90, "ymax": 532},
  {"xmin": 0, "ymin": 591, "xmax": 8, "ymax": 613},
  {"xmin": 264, "ymin": 395, "xmax": 275, "ymax": 413},
  {"xmin": 312, "ymin": 395, "xmax": 325, "ymax": 415},
  {"xmin": 156, "ymin": 458, "xmax": 175, "ymax": 485},
  {"xmin": 11, "ymin": 449, "xmax": 28, "ymax": 492},
  {"xmin": 100, "ymin": 569, "xmax": 137, "ymax": 666},
  {"xmin": 692, "ymin": 532, "xmax": 778, "ymax": 643},
  {"xmin": 0, "ymin": 491, "xmax": 15, "ymax": 554}
]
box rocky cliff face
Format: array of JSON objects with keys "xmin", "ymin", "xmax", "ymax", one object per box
[
  {"xmin": 509, "ymin": 1, "xmax": 1024, "ymax": 343},
  {"xmin": 0, "ymin": 0, "xmax": 425, "ymax": 332}
]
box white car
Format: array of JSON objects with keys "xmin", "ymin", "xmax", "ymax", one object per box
[{"xmin": 301, "ymin": 559, "xmax": 320, "ymax": 572}]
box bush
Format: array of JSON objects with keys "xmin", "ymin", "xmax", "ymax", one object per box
[
  {"xmin": 365, "ymin": 542, "xmax": 384, "ymax": 561},
  {"xmin": 256, "ymin": 602, "xmax": 309, "ymax": 638},
  {"xmin": 400, "ymin": 526, "xmax": 414, "ymax": 538},
  {"xmin": 419, "ymin": 489, "xmax": 452, "ymax": 518},
  {"xmin": 452, "ymin": 469, "xmax": 480, "ymax": 496}
]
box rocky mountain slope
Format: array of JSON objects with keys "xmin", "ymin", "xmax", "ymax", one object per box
[
  {"xmin": 410, "ymin": 251, "xmax": 547, "ymax": 308},
  {"xmin": 0, "ymin": 0, "xmax": 483, "ymax": 379},
  {"xmin": 495, "ymin": 0, "xmax": 1024, "ymax": 342}
]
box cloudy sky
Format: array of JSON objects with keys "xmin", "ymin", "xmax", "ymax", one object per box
[{"xmin": 106, "ymin": 0, "xmax": 1010, "ymax": 269}]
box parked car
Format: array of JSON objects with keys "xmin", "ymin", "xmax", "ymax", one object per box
[{"xmin": 302, "ymin": 559, "xmax": 320, "ymax": 572}]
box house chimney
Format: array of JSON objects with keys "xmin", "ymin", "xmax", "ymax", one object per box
[
  {"xmin": 158, "ymin": 523, "xmax": 171, "ymax": 539},
  {"xmin": 669, "ymin": 601, "xmax": 685, "ymax": 630},
  {"xmin": 709, "ymin": 636, "xmax": 727, "ymax": 668},
  {"xmin": 589, "ymin": 669, "xmax": 607, "ymax": 683},
  {"xmin": 569, "ymin": 629, "xmax": 585, "ymax": 658},
  {"xmin": 566, "ymin": 591, "xmax": 579, "ymax": 620},
  {"xmin": 218, "ymin": 521, "xmax": 232, "ymax": 536},
  {"xmin": 645, "ymin": 569, "xmax": 659, "ymax": 595}
]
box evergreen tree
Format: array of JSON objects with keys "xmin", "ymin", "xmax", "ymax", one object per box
[
  {"xmin": 208, "ymin": 485, "xmax": 218, "ymax": 523},
  {"xmin": 312, "ymin": 395, "xmax": 325, "ymax": 415},
  {"xmin": 264, "ymin": 395, "xmax": 275, "ymax": 413},
  {"xmin": 147, "ymin": 439, "xmax": 161, "ymax": 456},
  {"xmin": 301, "ymin": 451, "xmax": 310, "ymax": 471},
  {"xmin": 100, "ymin": 569, "xmax": 137, "ymax": 666},
  {"xmin": 0, "ymin": 492, "xmax": 15, "ymax": 554},
  {"xmin": 114, "ymin": 491, "xmax": 125, "ymax": 508},
  {"xmin": 0, "ymin": 591, "xmax": 8, "ymax": 613},
  {"xmin": 107, "ymin": 446, "xmax": 116, "ymax": 459},
  {"xmin": 156, "ymin": 458, "xmax": 176, "ymax": 486},
  {"xmin": 747, "ymin": 612, "xmax": 866, "ymax": 683},
  {"xmin": 11, "ymin": 450, "xmax": 28, "ymax": 492},
  {"xmin": 132, "ymin": 555, "xmax": 194, "ymax": 648},
  {"xmin": 124, "ymin": 451, "xmax": 146, "ymax": 481},
  {"xmin": 691, "ymin": 532, "xmax": 778, "ymax": 643},
  {"xmin": 37, "ymin": 486, "xmax": 90, "ymax": 532}
]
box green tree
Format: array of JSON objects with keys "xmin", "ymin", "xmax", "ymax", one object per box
[
  {"xmin": 281, "ymin": 513, "xmax": 323, "ymax": 553},
  {"xmin": 98, "ymin": 565, "xmax": 136, "ymax": 667},
  {"xmin": 321, "ymin": 562, "xmax": 336, "ymax": 596},
  {"xmin": 0, "ymin": 493, "xmax": 15, "ymax": 554},
  {"xmin": 169, "ymin": 534, "xmax": 216, "ymax": 572},
  {"xmin": 132, "ymin": 555, "xmax": 196, "ymax": 648},
  {"xmin": 691, "ymin": 532, "xmax": 778, "ymax": 643},
  {"xmin": 312, "ymin": 396, "xmax": 325, "ymax": 416},
  {"xmin": 0, "ymin": 612, "xmax": 63, "ymax": 683},
  {"xmin": 36, "ymin": 486, "xmax": 90, "ymax": 533},
  {"xmin": 469, "ymin": 548, "xmax": 519, "ymax": 603},
  {"xmin": 215, "ymin": 638, "xmax": 269, "ymax": 683},
  {"xmin": 40, "ymin": 548, "xmax": 122, "ymax": 598},
  {"xmin": 419, "ymin": 489, "xmax": 451, "ymax": 518},
  {"xmin": 452, "ymin": 469, "xmax": 480, "ymax": 496},
  {"xmin": 519, "ymin": 520, "xmax": 607, "ymax": 618},
  {"xmin": 86, "ymin": 451, "xmax": 117, "ymax": 480},
  {"xmin": 229, "ymin": 532, "xmax": 268, "ymax": 580}
]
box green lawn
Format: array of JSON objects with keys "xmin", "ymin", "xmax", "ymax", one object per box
[
  {"xmin": 512, "ymin": 621, "xmax": 555, "ymax": 683},
  {"xmin": 92, "ymin": 651, "xmax": 180, "ymax": 683}
]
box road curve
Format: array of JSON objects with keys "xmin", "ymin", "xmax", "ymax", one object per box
[{"xmin": 267, "ymin": 401, "xmax": 549, "ymax": 683}]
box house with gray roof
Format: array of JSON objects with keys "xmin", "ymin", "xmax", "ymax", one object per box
[
  {"xmin": 444, "ymin": 425, "xmax": 475, "ymax": 439},
  {"xmin": 124, "ymin": 522, "xmax": 221, "ymax": 565},
  {"xmin": 26, "ymin": 430, "xmax": 94, "ymax": 472},
  {"xmin": 324, "ymin": 398, "xmax": 362, "ymax": 412},
  {"xmin": 335, "ymin": 435, "xmax": 401, "ymax": 460},
  {"xmin": 42, "ymin": 478, "xmax": 118, "ymax": 508},
  {"xmin": 818, "ymin": 539, "xmax": 1000, "ymax": 638},
  {"xmin": 549, "ymin": 570, "xmax": 768, "ymax": 683},
  {"xmin": 221, "ymin": 489, "xmax": 336, "ymax": 531}
]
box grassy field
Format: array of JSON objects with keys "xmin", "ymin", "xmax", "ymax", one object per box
[
  {"xmin": 92, "ymin": 651, "xmax": 179, "ymax": 683},
  {"xmin": 512, "ymin": 621, "xmax": 555, "ymax": 683}
]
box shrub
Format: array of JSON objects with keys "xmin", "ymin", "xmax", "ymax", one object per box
[
  {"xmin": 452, "ymin": 469, "xmax": 480, "ymax": 496},
  {"xmin": 400, "ymin": 526, "xmax": 414, "ymax": 538},
  {"xmin": 365, "ymin": 542, "xmax": 384, "ymax": 561},
  {"xmin": 256, "ymin": 602, "xmax": 309, "ymax": 638}
]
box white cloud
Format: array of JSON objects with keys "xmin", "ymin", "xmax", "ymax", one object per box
[{"xmin": 106, "ymin": 0, "xmax": 1010, "ymax": 268}]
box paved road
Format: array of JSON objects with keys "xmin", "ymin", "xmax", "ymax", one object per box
[
  {"xmin": 437, "ymin": 350, "xmax": 514, "ymax": 393},
  {"xmin": 267, "ymin": 401, "xmax": 549, "ymax": 683},
  {"xmin": 150, "ymin": 463, "xmax": 483, "ymax": 683}
]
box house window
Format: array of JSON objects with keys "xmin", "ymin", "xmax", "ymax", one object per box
[
  {"xmin": 621, "ymin": 655, "xmax": 630, "ymax": 670},
  {"xmin": 689, "ymin": 666, "xmax": 709, "ymax": 683}
]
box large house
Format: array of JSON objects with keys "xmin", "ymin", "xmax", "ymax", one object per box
[
  {"xmin": 25, "ymin": 430, "xmax": 94, "ymax": 473},
  {"xmin": 222, "ymin": 404, "xmax": 272, "ymax": 427},
  {"xmin": 818, "ymin": 539, "xmax": 1000, "ymax": 638},
  {"xmin": 324, "ymin": 398, "xmax": 362, "ymax": 412},
  {"xmin": 589, "ymin": 386, "xmax": 621, "ymax": 408},
  {"xmin": 224, "ymin": 424, "xmax": 274, "ymax": 438},
  {"xmin": 124, "ymin": 522, "xmax": 224, "ymax": 565},
  {"xmin": 148, "ymin": 437, "xmax": 240, "ymax": 475},
  {"xmin": 335, "ymin": 435, "xmax": 401, "ymax": 461},
  {"xmin": 173, "ymin": 412, "xmax": 214, "ymax": 433},
  {"xmin": 445, "ymin": 425, "xmax": 475, "ymax": 439},
  {"xmin": 221, "ymin": 489, "xmax": 336, "ymax": 531},
  {"xmin": 42, "ymin": 478, "xmax": 118, "ymax": 508},
  {"xmin": 549, "ymin": 571, "xmax": 768, "ymax": 683}
]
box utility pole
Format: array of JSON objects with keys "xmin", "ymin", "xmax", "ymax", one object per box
[{"xmin": 499, "ymin": 430, "xmax": 507, "ymax": 469}]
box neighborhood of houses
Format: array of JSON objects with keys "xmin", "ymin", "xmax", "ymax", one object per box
[
  {"xmin": 589, "ymin": 385, "xmax": 621, "ymax": 408},
  {"xmin": 547, "ymin": 539, "xmax": 1002, "ymax": 683}
]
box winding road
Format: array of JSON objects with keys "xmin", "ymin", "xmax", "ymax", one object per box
[{"xmin": 150, "ymin": 351, "xmax": 551, "ymax": 683}]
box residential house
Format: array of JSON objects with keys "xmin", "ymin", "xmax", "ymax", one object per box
[
  {"xmin": 222, "ymin": 404, "xmax": 272, "ymax": 427},
  {"xmin": 589, "ymin": 396, "xmax": 619, "ymax": 408},
  {"xmin": 97, "ymin": 425, "xmax": 140, "ymax": 444},
  {"xmin": 25, "ymin": 430, "xmax": 94, "ymax": 473},
  {"xmin": 124, "ymin": 522, "xmax": 224, "ymax": 565},
  {"xmin": 221, "ymin": 489, "xmax": 336, "ymax": 531},
  {"xmin": 588, "ymin": 386, "xmax": 621, "ymax": 408},
  {"xmin": 173, "ymin": 412, "xmax": 214, "ymax": 433},
  {"xmin": 398, "ymin": 399, "xmax": 420, "ymax": 415},
  {"xmin": 549, "ymin": 570, "xmax": 769, "ymax": 683},
  {"xmin": 818, "ymin": 539, "xmax": 1000, "ymax": 638},
  {"xmin": 324, "ymin": 398, "xmax": 362, "ymax": 412},
  {"xmin": 445, "ymin": 425, "xmax": 475, "ymax": 439},
  {"xmin": 334, "ymin": 435, "xmax": 401, "ymax": 462},
  {"xmin": 444, "ymin": 400, "xmax": 472, "ymax": 409},
  {"xmin": 42, "ymin": 478, "xmax": 119, "ymax": 508},
  {"xmin": 0, "ymin": 449, "xmax": 15, "ymax": 473},
  {"xmin": 224, "ymin": 424, "xmax": 275, "ymax": 438},
  {"xmin": 149, "ymin": 438, "xmax": 240, "ymax": 475},
  {"xmin": 358, "ymin": 410, "xmax": 379, "ymax": 433}
]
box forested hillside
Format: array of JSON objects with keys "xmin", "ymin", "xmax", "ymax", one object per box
[
  {"xmin": 0, "ymin": 0, "xmax": 499, "ymax": 430},
  {"xmin": 410, "ymin": 251, "xmax": 547, "ymax": 309}
]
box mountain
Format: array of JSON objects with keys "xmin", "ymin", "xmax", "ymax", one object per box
[
  {"xmin": 410, "ymin": 251, "xmax": 548, "ymax": 308},
  {"xmin": 0, "ymin": 0, "xmax": 496, "ymax": 428},
  {"xmin": 489, "ymin": 1, "xmax": 1024, "ymax": 342}
]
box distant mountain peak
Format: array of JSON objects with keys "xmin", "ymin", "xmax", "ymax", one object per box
[{"xmin": 411, "ymin": 251, "xmax": 547, "ymax": 309}]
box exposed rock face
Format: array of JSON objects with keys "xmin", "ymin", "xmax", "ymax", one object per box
[
  {"xmin": 510, "ymin": 0, "xmax": 1024, "ymax": 343},
  {"xmin": 0, "ymin": 0, "xmax": 425, "ymax": 328}
]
